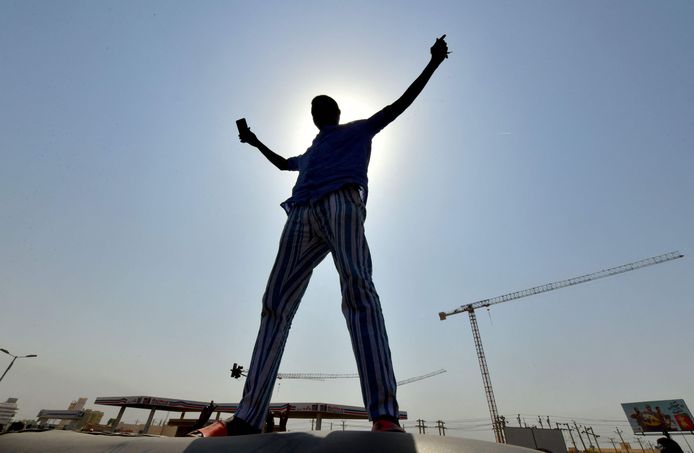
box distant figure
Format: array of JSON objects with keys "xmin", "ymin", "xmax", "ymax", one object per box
[
  {"xmin": 657, "ymin": 437, "xmax": 684, "ymax": 453},
  {"xmin": 189, "ymin": 35, "xmax": 449, "ymax": 437}
]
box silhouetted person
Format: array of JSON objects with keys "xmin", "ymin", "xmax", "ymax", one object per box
[
  {"xmin": 657, "ymin": 437, "xmax": 684, "ymax": 453},
  {"xmin": 189, "ymin": 35, "xmax": 449, "ymax": 437}
]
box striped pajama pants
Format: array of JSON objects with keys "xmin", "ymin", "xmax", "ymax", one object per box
[{"xmin": 234, "ymin": 186, "xmax": 399, "ymax": 429}]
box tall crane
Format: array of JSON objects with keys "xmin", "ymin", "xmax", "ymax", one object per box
[
  {"xmin": 438, "ymin": 251, "xmax": 684, "ymax": 444},
  {"xmin": 277, "ymin": 368, "xmax": 447, "ymax": 386},
  {"xmin": 231, "ymin": 365, "xmax": 446, "ymax": 386}
]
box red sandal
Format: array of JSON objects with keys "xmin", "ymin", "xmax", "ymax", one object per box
[{"xmin": 372, "ymin": 419, "xmax": 405, "ymax": 433}]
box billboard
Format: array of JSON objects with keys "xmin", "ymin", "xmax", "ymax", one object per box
[{"xmin": 622, "ymin": 399, "xmax": 694, "ymax": 433}]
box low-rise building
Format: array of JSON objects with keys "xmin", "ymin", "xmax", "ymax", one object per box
[
  {"xmin": 0, "ymin": 398, "xmax": 19, "ymax": 429},
  {"xmin": 37, "ymin": 398, "xmax": 104, "ymax": 431}
]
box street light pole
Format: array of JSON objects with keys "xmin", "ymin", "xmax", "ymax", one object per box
[{"xmin": 0, "ymin": 348, "xmax": 38, "ymax": 383}]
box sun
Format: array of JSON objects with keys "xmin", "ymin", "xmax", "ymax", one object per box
[
  {"xmin": 287, "ymin": 89, "xmax": 395, "ymax": 180},
  {"xmin": 289, "ymin": 89, "xmax": 381, "ymax": 149}
]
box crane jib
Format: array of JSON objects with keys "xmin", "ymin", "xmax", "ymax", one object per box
[{"xmin": 440, "ymin": 251, "xmax": 683, "ymax": 318}]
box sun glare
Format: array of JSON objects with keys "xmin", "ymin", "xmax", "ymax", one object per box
[
  {"xmin": 288, "ymin": 89, "xmax": 395, "ymax": 183},
  {"xmin": 290, "ymin": 90, "xmax": 380, "ymax": 150}
]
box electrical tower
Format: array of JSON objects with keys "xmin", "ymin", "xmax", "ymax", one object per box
[{"xmin": 438, "ymin": 251, "xmax": 683, "ymax": 444}]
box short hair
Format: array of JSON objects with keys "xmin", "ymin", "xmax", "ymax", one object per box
[{"xmin": 311, "ymin": 95, "xmax": 341, "ymax": 115}]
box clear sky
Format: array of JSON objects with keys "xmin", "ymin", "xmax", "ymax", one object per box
[{"xmin": 1, "ymin": 0, "xmax": 693, "ymax": 444}]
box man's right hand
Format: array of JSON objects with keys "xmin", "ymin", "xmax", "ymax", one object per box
[{"xmin": 239, "ymin": 128, "xmax": 261, "ymax": 148}]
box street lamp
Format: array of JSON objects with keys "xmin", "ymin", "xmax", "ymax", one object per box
[{"xmin": 0, "ymin": 348, "xmax": 38, "ymax": 383}]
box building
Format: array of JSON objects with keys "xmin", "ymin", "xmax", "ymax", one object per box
[
  {"xmin": 37, "ymin": 398, "xmax": 104, "ymax": 431},
  {"xmin": 68, "ymin": 398, "xmax": 87, "ymax": 411},
  {"xmin": 0, "ymin": 398, "xmax": 19, "ymax": 429},
  {"xmin": 57, "ymin": 398, "xmax": 88, "ymax": 428}
]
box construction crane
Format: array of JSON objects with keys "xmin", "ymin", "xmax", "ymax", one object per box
[
  {"xmin": 231, "ymin": 365, "xmax": 446, "ymax": 386},
  {"xmin": 438, "ymin": 251, "xmax": 684, "ymax": 444},
  {"xmin": 277, "ymin": 368, "xmax": 447, "ymax": 386}
]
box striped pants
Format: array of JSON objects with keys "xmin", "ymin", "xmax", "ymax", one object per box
[{"xmin": 234, "ymin": 186, "xmax": 399, "ymax": 429}]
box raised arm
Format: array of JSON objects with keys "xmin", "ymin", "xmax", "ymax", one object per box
[
  {"xmin": 382, "ymin": 35, "xmax": 449, "ymax": 124},
  {"xmin": 238, "ymin": 127, "xmax": 290, "ymax": 171}
]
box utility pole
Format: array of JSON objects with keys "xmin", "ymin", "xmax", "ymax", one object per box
[
  {"xmin": 436, "ymin": 420, "xmax": 447, "ymax": 436},
  {"xmin": 416, "ymin": 419, "xmax": 427, "ymax": 435},
  {"xmin": 609, "ymin": 437, "xmax": 620, "ymax": 452},
  {"xmin": 634, "ymin": 437, "xmax": 645, "ymax": 452},
  {"xmin": 539, "ymin": 416, "xmax": 544, "ymax": 429},
  {"xmin": 518, "ymin": 414, "xmax": 522, "ymax": 427},
  {"xmin": 615, "ymin": 427, "xmax": 630, "ymax": 453},
  {"xmin": 560, "ymin": 423, "xmax": 578, "ymax": 451},
  {"xmin": 582, "ymin": 427, "xmax": 595, "ymax": 450},
  {"xmin": 586, "ymin": 426, "xmax": 602, "ymax": 453},
  {"xmin": 574, "ymin": 421, "xmax": 588, "ymax": 452},
  {"xmin": 677, "ymin": 433, "xmax": 694, "ymax": 453}
]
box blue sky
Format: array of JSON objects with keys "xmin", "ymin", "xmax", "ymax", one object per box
[{"xmin": 1, "ymin": 0, "xmax": 693, "ymax": 443}]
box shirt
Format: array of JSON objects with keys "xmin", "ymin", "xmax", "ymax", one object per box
[{"xmin": 281, "ymin": 107, "xmax": 392, "ymax": 213}]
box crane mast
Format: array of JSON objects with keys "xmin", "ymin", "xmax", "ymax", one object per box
[
  {"xmin": 469, "ymin": 308, "xmax": 505, "ymax": 443},
  {"xmin": 439, "ymin": 251, "xmax": 683, "ymax": 444}
]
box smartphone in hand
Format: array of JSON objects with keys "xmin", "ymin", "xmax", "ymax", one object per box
[{"xmin": 236, "ymin": 118, "xmax": 250, "ymax": 134}]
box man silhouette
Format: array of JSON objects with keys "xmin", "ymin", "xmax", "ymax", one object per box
[{"xmin": 190, "ymin": 35, "xmax": 449, "ymax": 437}]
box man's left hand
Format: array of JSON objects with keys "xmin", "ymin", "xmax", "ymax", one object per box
[{"xmin": 430, "ymin": 34, "xmax": 450, "ymax": 64}]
